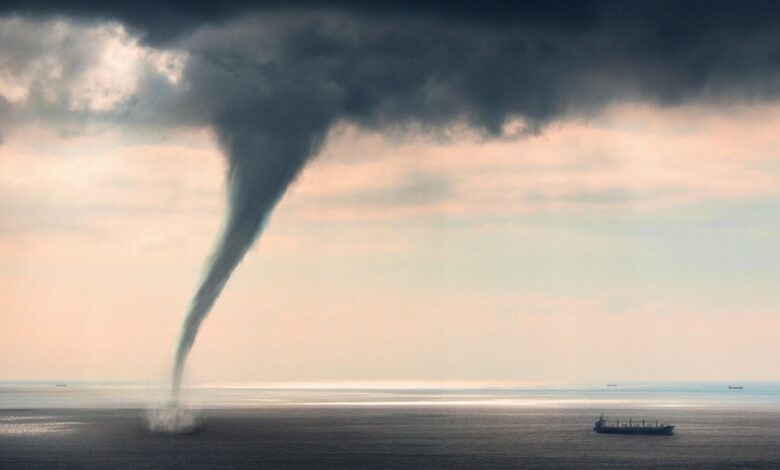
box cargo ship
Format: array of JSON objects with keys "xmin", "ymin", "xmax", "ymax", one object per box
[{"xmin": 594, "ymin": 414, "xmax": 674, "ymax": 435}]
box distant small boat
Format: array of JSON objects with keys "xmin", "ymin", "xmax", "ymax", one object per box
[
  {"xmin": 728, "ymin": 385, "xmax": 744, "ymax": 390},
  {"xmin": 55, "ymin": 384, "xmax": 67, "ymax": 387},
  {"xmin": 594, "ymin": 414, "xmax": 674, "ymax": 436},
  {"xmin": 606, "ymin": 384, "xmax": 618, "ymax": 387}
]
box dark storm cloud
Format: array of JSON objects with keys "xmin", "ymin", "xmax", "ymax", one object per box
[
  {"xmin": 4, "ymin": 1, "xmax": 780, "ymax": 48},
  {"xmin": 6, "ymin": 1, "xmax": 780, "ymax": 133},
  {"xmin": 0, "ymin": 1, "xmax": 597, "ymax": 44},
  {"xmin": 136, "ymin": 4, "xmax": 780, "ymax": 132}
]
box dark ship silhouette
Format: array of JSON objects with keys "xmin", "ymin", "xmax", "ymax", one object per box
[{"xmin": 594, "ymin": 414, "xmax": 674, "ymax": 435}]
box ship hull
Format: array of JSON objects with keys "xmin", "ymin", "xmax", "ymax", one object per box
[{"xmin": 594, "ymin": 426, "xmax": 674, "ymax": 436}]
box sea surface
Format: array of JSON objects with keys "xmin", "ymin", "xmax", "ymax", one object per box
[{"xmin": 2, "ymin": 382, "xmax": 780, "ymax": 468}]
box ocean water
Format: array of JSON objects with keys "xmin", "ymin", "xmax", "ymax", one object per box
[{"xmin": 2, "ymin": 382, "xmax": 780, "ymax": 468}]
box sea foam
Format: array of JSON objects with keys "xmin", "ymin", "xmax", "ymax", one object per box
[{"xmin": 146, "ymin": 403, "xmax": 199, "ymax": 434}]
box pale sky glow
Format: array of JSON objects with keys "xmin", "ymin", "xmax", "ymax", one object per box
[
  {"xmin": 2, "ymin": 101, "xmax": 780, "ymax": 382},
  {"xmin": 2, "ymin": 13, "xmax": 780, "ymax": 384}
]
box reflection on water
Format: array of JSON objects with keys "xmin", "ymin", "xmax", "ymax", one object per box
[
  {"xmin": 0, "ymin": 416, "xmax": 60, "ymax": 421},
  {"xmin": 0, "ymin": 416, "xmax": 82, "ymax": 435},
  {"xmin": 0, "ymin": 381, "xmax": 779, "ymax": 410}
]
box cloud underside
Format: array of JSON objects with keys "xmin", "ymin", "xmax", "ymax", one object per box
[{"xmin": 0, "ymin": 3, "xmax": 778, "ymax": 138}]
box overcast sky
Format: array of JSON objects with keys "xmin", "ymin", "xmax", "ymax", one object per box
[{"xmin": 2, "ymin": 1, "xmax": 780, "ymax": 383}]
